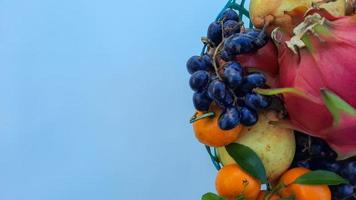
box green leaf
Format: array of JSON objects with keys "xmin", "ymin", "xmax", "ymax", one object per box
[
  {"xmin": 293, "ymin": 170, "xmax": 349, "ymax": 185},
  {"xmin": 254, "ymin": 88, "xmax": 306, "ymax": 97},
  {"xmin": 277, "ymin": 195, "xmax": 295, "ymax": 200},
  {"xmin": 201, "ymin": 193, "xmax": 226, "ymax": 200},
  {"xmin": 321, "ymin": 89, "xmax": 356, "ymax": 125},
  {"xmin": 225, "ymin": 143, "xmax": 268, "ymax": 183},
  {"xmin": 234, "ymin": 195, "xmax": 245, "ymax": 200}
]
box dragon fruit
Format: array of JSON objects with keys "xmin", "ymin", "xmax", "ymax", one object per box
[
  {"xmin": 256, "ymin": 9, "xmax": 356, "ymax": 160},
  {"xmin": 236, "ymin": 41, "xmax": 279, "ymax": 78}
]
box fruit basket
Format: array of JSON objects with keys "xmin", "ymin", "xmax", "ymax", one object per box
[{"xmin": 187, "ymin": 0, "xmax": 356, "ymax": 199}]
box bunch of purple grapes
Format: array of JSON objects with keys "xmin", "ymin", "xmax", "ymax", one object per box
[
  {"xmin": 187, "ymin": 9, "xmax": 270, "ymax": 130},
  {"xmin": 293, "ymin": 132, "xmax": 356, "ymax": 200}
]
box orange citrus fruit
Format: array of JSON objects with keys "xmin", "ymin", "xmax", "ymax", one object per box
[
  {"xmin": 215, "ymin": 164, "xmax": 260, "ymax": 200},
  {"xmin": 278, "ymin": 167, "xmax": 331, "ymax": 200},
  {"xmin": 192, "ymin": 105, "xmax": 243, "ymax": 147}
]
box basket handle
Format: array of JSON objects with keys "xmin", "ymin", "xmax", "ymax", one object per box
[{"xmin": 215, "ymin": 0, "xmax": 253, "ymax": 28}]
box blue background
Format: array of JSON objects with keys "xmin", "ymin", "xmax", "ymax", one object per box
[{"xmin": 0, "ymin": 0, "xmax": 248, "ymax": 199}]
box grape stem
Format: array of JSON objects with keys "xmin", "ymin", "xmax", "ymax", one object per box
[
  {"xmin": 201, "ymin": 0, "xmax": 238, "ymax": 56},
  {"xmin": 212, "ymin": 41, "xmax": 224, "ymax": 80},
  {"xmin": 212, "ymin": 35, "xmax": 240, "ymax": 104}
]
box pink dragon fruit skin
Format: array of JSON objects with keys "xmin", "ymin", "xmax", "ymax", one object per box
[
  {"xmin": 270, "ymin": 10, "xmax": 356, "ymax": 159},
  {"xmin": 237, "ymin": 40, "xmax": 279, "ymax": 78},
  {"xmin": 235, "ymin": 40, "xmax": 280, "ymax": 89}
]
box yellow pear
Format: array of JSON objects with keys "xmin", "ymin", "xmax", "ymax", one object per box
[
  {"xmin": 250, "ymin": 0, "xmax": 311, "ymax": 30},
  {"xmin": 216, "ymin": 111, "xmax": 295, "ymax": 181},
  {"xmin": 249, "ymin": 0, "xmax": 345, "ymax": 33}
]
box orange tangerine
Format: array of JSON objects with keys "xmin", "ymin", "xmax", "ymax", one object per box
[
  {"xmin": 192, "ymin": 105, "xmax": 243, "ymax": 147},
  {"xmin": 278, "ymin": 167, "xmax": 331, "ymax": 200},
  {"xmin": 215, "ymin": 164, "xmax": 260, "ymax": 200}
]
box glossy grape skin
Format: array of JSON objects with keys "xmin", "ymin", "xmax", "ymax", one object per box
[
  {"xmin": 186, "ymin": 55, "xmax": 213, "ymax": 74},
  {"xmin": 217, "ymin": 90, "xmax": 234, "ymax": 108},
  {"xmin": 245, "ymin": 29, "xmax": 260, "ymax": 38},
  {"xmin": 220, "ymin": 50, "xmax": 233, "ymax": 61},
  {"xmin": 224, "ymin": 33, "xmax": 255, "ymax": 55},
  {"xmin": 201, "ymin": 54, "xmax": 213, "ymax": 68},
  {"xmin": 244, "ymin": 93, "xmax": 270, "ymax": 110},
  {"xmin": 220, "ymin": 90, "xmax": 234, "ymax": 108},
  {"xmin": 309, "ymin": 143, "xmax": 323, "ymax": 157},
  {"xmin": 239, "ymin": 106, "xmax": 258, "ymax": 126},
  {"xmin": 207, "ymin": 22, "xmax": 223, "ymax": 46},
  {"xmin": 245, "ymin": 29, "xmax": 268, "ymax": 48},
  {"xmin": 219, "ymin": 9, "xmax": 240, "ymax": 22},
  {"xmin": 332, "ymin": 184, "xmax": 354, "ymax": 199},
  {"xmin": 223, "ymin": 20, "xmax": 241, "ymax": 38},
  {"xmin": 253, "ymin": 32, "xmax": 268, "ymax": 48},
  {"xmin": 245, "ymin": 73, "xmax": 266, "ymax": 87},
  {"xmin": 296, "ymin": 160, "xmax": 311, "ymax": 169},
  {"xmin": 223, "ymin": 30, "xmax": 269, "ymax": 56},
  {"xmin": 189, "ymin": 70, "xmax": 210, "ymax": 92},
  {"xmin": 323, "ymin": 148, "xmax": 337, "ymax": 160},
  {"xmin": 258, "ymin": 96, "xmax": 271, "ymax": 109},
  {"xmin": 224, "ymin": 61, "xmax": 242, "ymax": 71},
  {"xmin": 323, "ymin": 161, "xmax": 341, "ymax": 173},
  {"xmin": 218, "ymin": 106, "xmax": 241, "ymax": 130},
  {"xmin": 310, "ymin": 138, "xmax": 337, "ymax": 159},
  {"xmin": 341, "ymin": 161, "xmax": 356, "ymax": 185},
  {"xmin": 240, "ymin": 73, "xmax": 266, "ymax": 92},
  {"xmin": 244, "ymin": 93, "xmax": 260, "ymax": 110},
  {"xmin": 224, "ymin": 63, "xmax": 243, "ymax": 88},
  {"xmin": 208, "ymin": 80, "xmax": 227, "ymax": 102},
  {"xmin": 193, "ymin": 91, "xmax": 212, "ymax": 111}
]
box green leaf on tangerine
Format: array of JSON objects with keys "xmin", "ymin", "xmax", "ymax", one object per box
[
  {"xmin": 321, "ymin": 89, "xmax": 356, "ymax": 125},
  {"xmin": 234, "ymin": 195, "xmax": 245, "ymax": 200},
  {"xmin": 277, "ymin": 195, "xmax": 295, "ymax": 200},
  {"xmin": 293, "ymin": 170, "xmax": 349, "ymax": 185},
  {"xmin": 226, "ymin": 143, "xmax": 268, "ymax": 184},
  {"xmin": 201, "ymin": 192, "xmax": 226, "ymax": 200}
]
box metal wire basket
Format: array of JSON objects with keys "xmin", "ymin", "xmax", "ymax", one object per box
[
  {"xmin": 205, "ymin": 0, "xmax": 252, "ymax": 171},
  {"xmin": 216, "ymin": 0, "xmax": 252, "ymax": 27}
]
